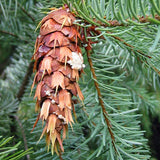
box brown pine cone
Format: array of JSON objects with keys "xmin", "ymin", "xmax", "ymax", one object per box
[{"xmin": 31, "ymin": 6, "xmax": 85, "ymax": 154}]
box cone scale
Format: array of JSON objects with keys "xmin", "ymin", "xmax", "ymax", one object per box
[{"xmin": 32, "ymin": 6, "xmax": 85, "ymax": 154}]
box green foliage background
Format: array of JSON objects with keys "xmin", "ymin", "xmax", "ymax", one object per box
[{"xmin": 1, "ymin": 0, "xmax": 160, "ymax": 159}]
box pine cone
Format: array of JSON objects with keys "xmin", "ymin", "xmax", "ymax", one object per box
[{"xmin": 32, "ymin": 6, "xmax": 85, "ymax": 154}]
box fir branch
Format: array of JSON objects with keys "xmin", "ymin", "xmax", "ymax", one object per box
[
  {"xmin": 14, "ymin": 115, "xmax": 30, "ymax": 160},
  {"xmin": 72, "ymin": 0, "xmax": 160, "ymax": 27},
  {"xmin": 0, "ymin": 30, "xmax": 19, "ymax": 38},
  {"xmin": 111, "ymin": 34, "xmax": 152, "ymax": 59},
  {"xmin": 8, "ymin": 61, "xmax": 34, "ymax": 158},
  {"xmin": 59, "ymin": 150, "xmax": 63, "ymax": 160},
  {"xmin": 17, "ymin": 61, "xmax": 34, "ymax": 101},
  {"xmin": 98, "ymin": 14, "xmax": 160, "ymax": 27},
  {"xmin": 89, "ymin": 26, "xmax": 152, "ymax": 59},
  {"xmin": 86, "ymin": 49, "xmax": 117, "ymax": 154},
  {"xmin": 152, "ymin": 65, "xmax": 160, "ymax": 76},
  {"xmin": 0, "ymin": 30, "xmax": 29, "ymax": 43},
  {"xmin": 17, "ymin": 2, "xmax": 35, "ymax": 22}
]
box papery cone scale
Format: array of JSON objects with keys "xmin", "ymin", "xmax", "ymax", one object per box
[{"xmin": 32, "ymin": 6, "xmax": 85, "ymax": 154}]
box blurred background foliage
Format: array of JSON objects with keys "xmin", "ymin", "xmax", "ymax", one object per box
[{"xmin": 0, "ymin": 0, "xmax": 160, "ymax": 159}]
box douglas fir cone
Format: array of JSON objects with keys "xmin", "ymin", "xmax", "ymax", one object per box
[{"xmin": 31, "ymin": 6, "xmax": 85, "ymax": 154}]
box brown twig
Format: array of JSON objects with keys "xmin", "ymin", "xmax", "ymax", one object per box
[
  {"xmin": 86, "ymin": 49, "xmax": 117, "ymax": 154},
  {"xmin": 0, "ymin": 30, "xmax": 28, "ymax": 43},
  {"xmin": 9, "ymin": 61, "xmax": 34, "ymax": 159},
  {"xmin": 59, "ymin": 150, "xmax": 63, "ymax": 160},
  {"xmin": 14, "ymin": 115, "xmax": 30, "ymax": 160},
  {"xmin": 17, "ymin": 61, "xmax": 34, "ymax": 101},
  {"xmin": 1, "ymin": 27, "xmax": 34, "ymax": 156},
  {"xmin": 83, "ymin": 15, "xmax": 160, "ymax": 60},
  {"xmin": 111, "ymin": 35, "xmax": 152, "ymax": 59},
  {"xmin": 0, "ymin": 30, "xmax": 19, "ymax": 38},
  {"xmin": 149, "ymin": 65, "xmax": 160, "ymax": 76},
  {"xmin": 88, "ymin": 26, "xmax": 152, "ymax": 59},
  {"xmin": 96, "ymin": 14, "xmax": 160, "ymax": 27},
  {"xmin": 18, "ymin": 2, "xmax": 35, "ymax": 22}
]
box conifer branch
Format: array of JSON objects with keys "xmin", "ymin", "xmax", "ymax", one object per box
[
  {"xmin": 59, "ymin": 150, "xmax": 63, "ymax": 160},
  {"xmin": 0, "ymin": 30, "xmax": 19, "ymax": 38},
  {"xmin": 1, "ymin": 1, "xmax": 154, "ymax": 159},
  {"xmin": 17, "ymin": 61, "xmax": 34, "ymax": 101},
  {"xmin": 149, "ymin": 65, "xmax": 160, "ymax": 76},
  {"xmin": 14, "ymin": 115, "xmax": 30, "ymax": 160},
  {"xmin": 111, "ymin": 35, "xmax": 152, "ymax": 59},
  {"xmin": 0, "ymin": 30, "xmax": 28, "ymax": 43},
  {"xmin": 96, "ymin": 15, "xmax": 160, "ymax": 27},
  {"xmin": 86, "ymin": 49, "xmax": 117, "ymax": 154},
  {"xmin": 9, "ymin": 61, "xmax": 34, "ymax": 156},
  {"xmin": 89, "ymin": 27, "xmax": 152, "ymax": 59},
  {"xmin": 17, "ymin": 2, "xmax": 35, "ymax": 22}
]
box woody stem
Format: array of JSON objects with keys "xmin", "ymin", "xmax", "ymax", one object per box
[{"xmin": 86, "ymin": 49, "xmax": 117, "ymax": 154}]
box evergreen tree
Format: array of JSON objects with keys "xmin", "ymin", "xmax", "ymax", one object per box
[{"xmin": 1, "ymin": 0, "xmax": 160, "ymax": 159}]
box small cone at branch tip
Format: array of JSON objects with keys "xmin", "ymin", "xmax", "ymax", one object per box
[{"xmin": 32, "ymin": 6, "xmax": 85, "ymax": 154}]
